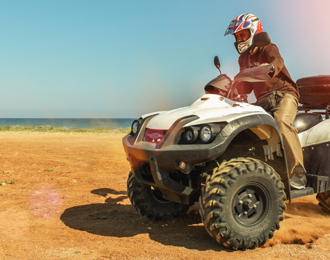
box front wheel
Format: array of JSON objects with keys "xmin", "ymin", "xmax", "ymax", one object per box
[
  {"xmin": 199, "ymin": 158, "xmax": 286, "ymax": 250},
  {"xmin": 127, "ymin": 172, "xmax": 189, "ymax": 221}
]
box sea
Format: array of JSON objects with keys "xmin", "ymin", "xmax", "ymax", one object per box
[{"xmin": 0, "ymin": 118, "xmax": 134, "ymax": 130}]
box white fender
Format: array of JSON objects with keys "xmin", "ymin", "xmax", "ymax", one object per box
[{"xmin": 298, "ymin": 119, "xmax": 330, "ymax": 148}]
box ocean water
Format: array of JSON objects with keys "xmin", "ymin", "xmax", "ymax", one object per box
[{"xmin": 0, "ymin": 118, "xmax": 134, "ymax": 130}]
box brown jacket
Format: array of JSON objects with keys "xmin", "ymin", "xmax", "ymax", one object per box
[{"xmin": 237, "ymin": 43, "xmax": 299, "ymax": 100}]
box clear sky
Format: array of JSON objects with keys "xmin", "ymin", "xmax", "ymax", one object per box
[{"xmin": 0, "ymin": 0, "xmax": 329, "ymax": 118}]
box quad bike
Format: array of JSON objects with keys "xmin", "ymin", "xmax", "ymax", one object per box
[{"xmin": 122, "ymin": 32, "xmax": 330, "ymax": 250}]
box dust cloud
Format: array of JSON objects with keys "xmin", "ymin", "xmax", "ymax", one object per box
[{"xmin": 264, "ymin": 194, "xmax": 330, "ymax": 247}]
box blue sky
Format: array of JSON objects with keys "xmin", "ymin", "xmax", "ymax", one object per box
[{"xmin": 0, "ymin": 0, "xmax": 329, "ymax": 118}]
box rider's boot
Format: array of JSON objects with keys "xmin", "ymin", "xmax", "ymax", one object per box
[{"xmin": 290, "ymin": 166, "xmax": 307, "ymax": 189}]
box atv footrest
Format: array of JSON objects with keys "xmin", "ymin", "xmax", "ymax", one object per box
[
  {"xmin": 291, "ymin": 187, "xmax": 314, "ymax": 200},
  {"xmin": 307, "ymin": 174, "xmax": 329, "ymax": 193}
]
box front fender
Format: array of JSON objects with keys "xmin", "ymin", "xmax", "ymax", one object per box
[{"xmin": 219, "ymin": 114, "xmax": 290, "ymax": 200}]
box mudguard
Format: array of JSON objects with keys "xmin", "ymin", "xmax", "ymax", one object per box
[
  {"xmin": 298, "ymin": 119, "xmax": 330, "ymax": 148},
  {"xmin": 298, "ymin": 119, "xmax": 330, "ymax": 182}
]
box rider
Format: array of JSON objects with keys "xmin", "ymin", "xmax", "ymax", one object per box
[{"xmin": 224, "ymin": 13, "xmax": 307, "ymax": 189}]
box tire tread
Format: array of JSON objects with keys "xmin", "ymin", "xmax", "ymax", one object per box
[{"xmin": 199, "ymin": 157, "xmax": 286, "ymax": 250}]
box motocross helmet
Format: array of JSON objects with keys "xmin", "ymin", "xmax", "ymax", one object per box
[{"xmin": 224, "ymin": 13, "xmax": 263, "ymax": 54}]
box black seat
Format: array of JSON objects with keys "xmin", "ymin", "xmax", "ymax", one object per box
[{"xmin": 293, "ymin": 113, "xmax": 322, "ymax": 133}]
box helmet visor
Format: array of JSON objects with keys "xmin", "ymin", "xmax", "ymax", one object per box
[
  {"xmin": 224, "ymin": 27, "xmax": 234, "ymax": 36},
  {"xmin": 224, "ymin": 19, "xmax": 235, "ymax": 36}
]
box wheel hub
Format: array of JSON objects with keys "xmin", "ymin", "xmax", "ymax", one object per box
[{"xmin": 232, "ymin": 183, "xmax": 269, "ymax": 226}]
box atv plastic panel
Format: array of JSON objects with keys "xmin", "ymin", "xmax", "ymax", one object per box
[{"xmin": 298, "ymin": 120, "xmax": 330, "ymax": 148}]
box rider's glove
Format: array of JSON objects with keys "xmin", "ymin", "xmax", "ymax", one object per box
[{"xmin": 268, "ymin": 65, "xmax": 275, "ymax": 78}]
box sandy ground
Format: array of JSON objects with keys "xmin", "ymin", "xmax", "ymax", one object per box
[{"xmin": 1, "ymin": 132, "xmax": 330, "ymax": 260}]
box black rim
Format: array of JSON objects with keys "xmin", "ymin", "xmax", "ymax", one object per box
[{"xmin": 232, "ymin": 182, "xmax": 270, "ymax": 226}]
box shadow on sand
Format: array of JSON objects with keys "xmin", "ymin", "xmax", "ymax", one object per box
[{"xmin": 60, "ymin": 188, "xmax": 230, "ymax": 252}]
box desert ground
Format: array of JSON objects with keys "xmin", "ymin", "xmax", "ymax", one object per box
[{"xmin": 1, "ymin": 132, "xmax": 330, "ymax": 260}]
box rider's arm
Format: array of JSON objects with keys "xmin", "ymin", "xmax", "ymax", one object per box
[
  {"xmin": 237, "ymin": 56, "xmax": 253, "ymax": 94},
  {"xmin": 236, "ymin": 82, "xmax": 253, "ymax": 95},
  {"xmin": 263, "ymin": 43, "xmax": 284, "ymax": 77}
]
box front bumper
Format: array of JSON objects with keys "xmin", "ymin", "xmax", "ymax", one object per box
[
  {"xmin": 122, "ymin": 116, "xmax": 231, "ymax": 204},
  {"xmin": 123, "ymin": 133, "xmax": 228, "ymax": 204}
]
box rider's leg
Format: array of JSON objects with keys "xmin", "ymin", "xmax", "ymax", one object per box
[{"xmin": 273, "ymin": 93, "xmax": 306, "ymax": 189}]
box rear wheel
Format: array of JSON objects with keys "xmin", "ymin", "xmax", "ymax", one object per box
[
  {"xmin": 316, "ymin": 191, "xmax": 330, "ymax": 213},
  {"xmin": 127, "ymin": 172, "xmax": 189, "ymax": 220},
  {"xmin": 199, "ymin": 157, "xmax": 286, "ymax": 250}
]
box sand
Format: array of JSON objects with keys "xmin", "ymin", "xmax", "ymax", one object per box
[{"xmin": 1, "ymin": 132, "xmax": 330, "ymax": 259}]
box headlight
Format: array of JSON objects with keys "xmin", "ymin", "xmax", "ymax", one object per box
[
  {"xmin": 200, "ymin": 124, "xmax": 212, "ymax": 143},
  {"xmin": 182, "ymin": 123, "xmax": 226, "ymax": 144},
  {"xmin": 183, "ymin": 127, "xmax": 198, "ymax": 144},
  {"xmin": 131, "ymin": 120, "xmax": 140, "ymax": 136}
]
